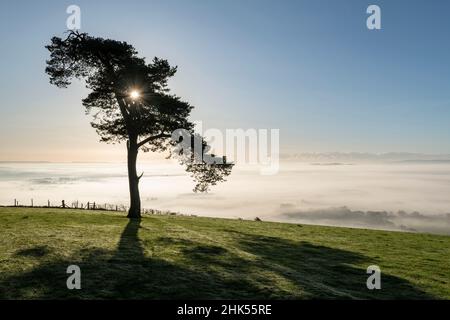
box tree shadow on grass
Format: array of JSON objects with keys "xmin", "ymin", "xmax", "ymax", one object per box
[
  {"xmin": 0, "ymin": 220, "xmax": 434, "ymax": 299},
  {"xmin": 1, "ymin": 219, "xmax": 214, "ymax": 299},
  {"xmin": 1, "ymin": 219, "xmax": 260, "ymax": 299},
  {"xmin": 15, "ymin": 246, "xmax": 50, "ymax": 258},
  {"xmin": 218, "ymin": 231, "xmax": 434, "ymax": 299},
  {"xmin": 160, "ymin": 231, "xmax": 433, "ymax": 299}
]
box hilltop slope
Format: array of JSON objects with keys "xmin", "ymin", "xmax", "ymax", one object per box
[{"xmin": 0, "ymin": 208, "xmax": 448, "ymax": 299}]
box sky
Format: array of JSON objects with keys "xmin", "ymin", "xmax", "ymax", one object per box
[{"xmin": 1, "ymin": 0, "xmax": 450, "ymax": 161}]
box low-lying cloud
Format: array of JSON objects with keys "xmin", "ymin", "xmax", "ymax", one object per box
[
  {"xmin": 280, "ymin": 205, "xmax": 450, "ymax": 235},
  {"xmin": 2, "ymin": 161, "xmax": 450, "ymax": 235}
]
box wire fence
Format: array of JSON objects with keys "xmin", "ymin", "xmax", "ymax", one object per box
[{"xmin": 3, "ymin": 198, "xmax": 179, "ymax": 216}]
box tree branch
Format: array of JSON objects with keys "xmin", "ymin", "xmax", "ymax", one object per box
[{"xmin": 137, "ymin": 133, "xmax": 171, "ymax": 148}]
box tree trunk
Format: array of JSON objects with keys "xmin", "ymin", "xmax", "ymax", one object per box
[{"xmin": 127, "ymin": 137, "xmax": 141, "ymax": 218}]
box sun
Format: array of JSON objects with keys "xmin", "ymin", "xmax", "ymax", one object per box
[{"xmin": 129, "ymin": 90, "xmax": 140, "ymax": 100}]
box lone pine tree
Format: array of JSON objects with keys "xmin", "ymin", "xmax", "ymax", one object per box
[{"xmin": 45, "ymin": 31, "xmax": 233, "ymax": 218}]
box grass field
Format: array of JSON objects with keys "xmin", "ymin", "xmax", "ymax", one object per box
[{"xmin": 0, "ymin": 207, "xmax": 448, "ymax": 299}]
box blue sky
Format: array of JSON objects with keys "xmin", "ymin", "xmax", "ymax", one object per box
[{"xmin": 1, "ymin": 0, "xmax": 450, "ymax": 161}]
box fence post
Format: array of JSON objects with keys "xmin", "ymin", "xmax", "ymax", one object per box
[
  {"xmin": 48, "ymin": 200, "xmax": 50, "ymax": 207},
  {"xmin": 31, "ymin": 199, "xmax": 33, "ymax": 207},
  {"xmin": 14, "ymin": 199, "xmax": 17, "ymax": 207},
  {"xmin": 93, "ymin": 202, "xmax": 96, "ymax": 210},
  {"xmin": 62, "ymin": 200, "xmax": 66, "ymax": 208}
]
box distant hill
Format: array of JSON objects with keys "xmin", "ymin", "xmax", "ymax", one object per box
[
  {"xmin": 396, "ymin": 159, "xmax": 450, "ymax": 164},
  {"xmin": 281, "ymin": 152, "xmax": 450, "ymax": 163}
]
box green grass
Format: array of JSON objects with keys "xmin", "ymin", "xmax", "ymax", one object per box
[{"xmin": 0, "ymin": 207, "xmax": 448, "ymax": 299}]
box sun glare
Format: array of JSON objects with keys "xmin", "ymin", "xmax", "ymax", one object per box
[{"xmin": 130, "ymin": 90, "xmax": 140, "ymax": 100}]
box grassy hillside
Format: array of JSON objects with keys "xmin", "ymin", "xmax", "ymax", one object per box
[{"xmin": 0, "ymin": 207, "xmax": 448, "ymax": 299}]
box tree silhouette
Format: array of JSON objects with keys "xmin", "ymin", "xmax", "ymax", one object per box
[{"xmin": 45, "ymin": 31, "xmax": 233, "ymax": 218}]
